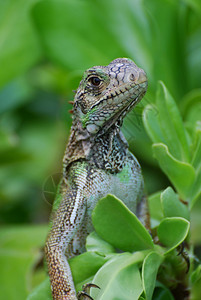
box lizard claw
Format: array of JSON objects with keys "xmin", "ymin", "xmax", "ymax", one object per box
[
  {"xmin": 177, "ymin": 242, "xmax": 190, "ymax": 273},
  {"xmin": 77, "ymin": 283, "xmax": 100, "ymax": 299},
  {"xmin": 77, "ymin": 291, "xmax": 93, "ymax": 300}
]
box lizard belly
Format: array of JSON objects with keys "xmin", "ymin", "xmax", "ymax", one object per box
[
  {"xmin": 85, "ymin": 152, "xmax": 143, "ymax": 232},
  {"xmin": 66, "ymin": 152, "xmax": 143, "ymax": 256}
]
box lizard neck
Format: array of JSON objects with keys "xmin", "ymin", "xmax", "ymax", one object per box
[
  {"xmin": 63, "ymin": 119, "xmax": 129, "ymax": 174},
  {"xmin": 87, "ymin": 127, "xmax": 129, "ymax": 173}
]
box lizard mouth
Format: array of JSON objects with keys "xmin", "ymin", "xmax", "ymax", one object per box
[{"xmin": 97, "ymin": 90, "xmax": 145, "ymax": 137}]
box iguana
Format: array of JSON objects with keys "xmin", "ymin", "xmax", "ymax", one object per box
[{"xmin": 45, "ymin": 58, "xmax": 148, "ymax": 299}]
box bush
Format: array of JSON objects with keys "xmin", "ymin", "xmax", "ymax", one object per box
[{"xmin": 0, "ymin": 0, "xmax": 201, "ymax": 299}]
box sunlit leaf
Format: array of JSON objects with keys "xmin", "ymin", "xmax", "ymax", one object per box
[
  {"xmin": 27, "ymin": 277, "xmax": 52, "ymax": 300},
  {"xmin": 157, "ymin": 217, "xmax": 190, "ymax": 253},
  {"xmin": 0, "ymin": 0, "xmax": 41, "ymax": 88},
  {"xmin": 153, "ymin": 143, "xmax": 195, "ymax": 200},
  {"xmin": 148, "ymin": 191, "xmax": 163, "ymax": 227},
  {"xmin": 86, "ymin": 232, "xmax": 115, "ymax": 254},
  {"xmin": 91, "ymin": 253, "xmax": 144, "ymax": 300},
  {"xmin": 92, "ymin": 194, "xmax": 154, "ymax": 251},
  {"xmin": 69, "ymin": 251, "xmax": 110, "ymax": 286},
  {"xmin": 0, "ymin": 225, "xmax": 47, "ymax": 299},
  {"xmin": 142, "ymin": 252, "xmax": 163, "ymax": 300},
  {"xmin": 161, "ymin": 187, "xmax": 190, "ymax": 220}
]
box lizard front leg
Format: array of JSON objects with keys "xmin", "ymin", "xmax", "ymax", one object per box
[{"xmin": 45, "ymin": 186, "xmax": 86, "ymax": 300}]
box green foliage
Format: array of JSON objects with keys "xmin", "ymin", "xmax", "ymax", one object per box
[
  {"xmin": 142, "ymin": 252, "xmax": 163, "ymax": 300},
  {"xmin": 0, "ymin": 225, "xmax": 47, "ymax": 299},
  {"xmin": 1, "ymin": 0, "xmax": 201, "ymax": 299},
  {"xmin": 143, "ymin": 81, "xmax": 201, "ymax": 205},
  {"xmin": 0, "ymin": 0, "xmax": 41, "ymax": 88},
  {"xmin": 92, "ymin": 194, "xmax": 154, "ymax": 251}
]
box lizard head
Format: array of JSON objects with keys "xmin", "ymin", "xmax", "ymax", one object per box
[{"xmin": 73, "ymin": 58, "xmax": 148, "ymax": 135}]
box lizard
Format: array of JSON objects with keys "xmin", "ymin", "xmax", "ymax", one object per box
[{"xmin": 45, "ymin": 58, "xmax": 148, "ymax": 300}]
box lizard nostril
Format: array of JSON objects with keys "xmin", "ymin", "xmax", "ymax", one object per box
[
  {"xmin": 129, "ymin": 73, "xmax": 135, "ymax": 81},
  {"xmin": 138, "ymin": 70, "xmax": 147, "ymax": 84}
]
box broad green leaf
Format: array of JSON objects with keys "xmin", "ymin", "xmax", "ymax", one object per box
[
  {"xmin": 191, "ymin": 199, "xmax": 201, "ymax": 245},
  {"xmin": 189, "ymin": 123, "xmax": 201, "ymax": 207},
  {"xmin": 190, "ymin": 173, "xmax": 201, "ymax": 209},
  {"xmin": 183, "ymin": 0, "xmax": 201, "ymax": 14},
  {"xmin": 182, "ymin": 89, "xmax": 201, "ymax": 129},
  {"xmin": 0, "ymin": 0, "xmax": 41, "ymax": 88},
  {"xmin": 0, "ymin": 78, "xmax": 33, "ymax": 114},
  {"xmin": 157, "ymin": 217, "xmax": 190, "ymax": 253},
  {"xmin": 27, "ymin": 277, "xmax": 52, "ymax": 300},
  {"xmin": 0, "ymin": 225, "xmax": 47, "ymax": 299},
  {"xmin": 91, "ymin": 253, "xmax": 144, "ymax": 300},
  {"xmin": 142, "ymin": 252, "xmax": 163, "ymax": 300},
  {"xmin": 161, "ymin": 187, "xmax": 190, "ymax": 220},
  {"xmin": 92, "ymin": 194, "xmax": 154, "ymax": 252},
  {"xmin": 190, "ymin": 265, "xmax": 201, "ymax": 300},
  {"xmin": 69, "ymin": 251, "xmax": 110, "ymax": 286},
  {"xmin": 123, "ymin": 104, "xmax": 157, "ymax": 167},
  {"xmin": 32, "ymin": 0, "xmax": 152, "ymax": 72},
  {"xmin": 143, "ymin": 104, "xmax": 166, "ymax": 145},
  {"xmin": 156, "ymin": 82, "xmax": 190, "ymax": 161},
  {"xmin": 86, "ymin": 232, "xmax": 115, "ymax": 254},
  {"xmin": 191, "ymin": 265, "xmax": 201, "ymax": 284},
  {"xmin": 143, "ymin": 82, "xmax": 190, "ymax": 162},
  {"xmin": 187, "ymin": 20, "xmax": 201, "ymax": 91},
  {"xmin": 148, "ymin": 191, "xmax": 163, "ymax": 227},
  {"xmin": 153, "ymin": 143, "xmax": 195, "ymax": 200},
  {"xmin": 191, "ymin": 122, "xmax": 201, "ymax": 170},
  {"xmin": 144, "ymin": 1, "xmax": 190, "ymax": 100},
  {"xmin": 153, "ymin": 281, "xmax": 174, "ymax": 300}
]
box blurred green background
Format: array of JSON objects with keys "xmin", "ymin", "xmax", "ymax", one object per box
[{"xmin": 0, "ymin": 0, "xmax": 201, "ymax": 299}]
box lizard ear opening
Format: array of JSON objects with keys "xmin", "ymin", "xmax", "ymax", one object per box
[{"xmin": 86, "ymin": 124, "xmax": 99, "ymax": 134}]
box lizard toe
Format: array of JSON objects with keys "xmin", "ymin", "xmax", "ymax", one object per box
[
  {"xmin": 77, "ymin": 283, "xmax": 100, "ymax": 299},
  {"xmin": 77, "ymin": 291, "xmax": 93, "ymax": 300}
]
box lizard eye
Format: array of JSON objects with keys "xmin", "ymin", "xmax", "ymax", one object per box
[{"xmin": 89, "ymin": 76, "xmax": 101, "ymax": 87}]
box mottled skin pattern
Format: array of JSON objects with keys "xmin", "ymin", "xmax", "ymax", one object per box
[{"xmin": 45, "ymin": 58, "xmax": 148, "ymax": 299}]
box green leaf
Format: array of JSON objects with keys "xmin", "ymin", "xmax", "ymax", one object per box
[
  {"xmin": 142, "ymin": 252, "xmax": 163, "ymax": 300},
  {"xmin": 69, "ymin": 251, "xmax": 110, "ymax": 286},
  {"xmin": 182, "ymin": 89, "xmax": 201, "ymax": 128},
  {"xmin": 32, "ymin": 0, "xmax": 152, "ymax": 72},
  {"xmin": 190, "ymin": 265, "xmax": 201, "ymax": 300},
  {"xmin": 143, "ymin": 104, "xmax": 166, "ymax": 145},
  {"xmin": 152, "ymin": 143, "xmax": 195, "ymax": 200},
  {"xmin": 0, "ymin": 0, "xmax": 41, "ymax": 88},
  {"xmin": 191, "ymin": 265, "xmax": 201, "ymax": 284},
  {"xmin": 32, "ymin": 0, "xmax": 122, "ymax": 70},
  {"xmin": 148, "ymin": 191, "xmax": 163, "ymax": 227},
  {"xmin": 191, "ymin": 198, "xmax": 201, "ymax": 245},
  {"xmin": 92, "ymin": 194, "xmax": 154, "ymax": 252},
  {"xmin": 91, "ymin": 253, "xmax": 144, "ymax": 300},
  {"xmin": 190, "ymin": 123, "xmax": 201, "ymax": 207},
  {"xmin": 183, "ymin": 0, "xmax": 201, "ymax": 15},
  {"xmin": 191, "ymin": 122, "xmax": 201, "ymax": 170},
  {"xmin": 157, "ymin": 217, "xmax": 190, "ymax": 253},
  {"xmin": 27, "ymin": 277, "xmax": 52, "ymax": 300},
  {"xmin": 156, "ymin": 82, "xmax": 190, "ymax": 161},
  {"xmin": 161, "ymin": 187, "xmax": 190, "ymax": 220},
  {"xmin": 143, "ymin": 82, "xmax": 190, "ymax": 162},
  {"xmin": 122, "ymin": 106, "xmax": 157, "ymax": 166},
  {"xmin": 0, "ymin": 225, "xmax": 48, "ymax": 299},
  {"xmin": 190, "ymin": 173, "xmax": 201, "ymax": 209},
  {"xmin": 153, "ymin": 281, "xmax": 174, "ymax": 300},
  {"xmin": 0, "ymin": 78, "xmax": 33, "ymax": 114},
  {"xmin": 86, "ymin": 232, "xmax": 115, "ymax": 254}
]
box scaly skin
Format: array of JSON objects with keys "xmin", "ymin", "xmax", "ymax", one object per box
[{"xmin": 45, "ymin": 58, "xmax": 148, "ymax": 299}]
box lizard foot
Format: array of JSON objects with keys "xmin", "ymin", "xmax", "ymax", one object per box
[
  {"xmin": 77, "ymin": 283, "xmax": 100, "ymax": 299},
  {"xmin": 177, "ymin": 242, "xmax": 190, "ymax": 273}
]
